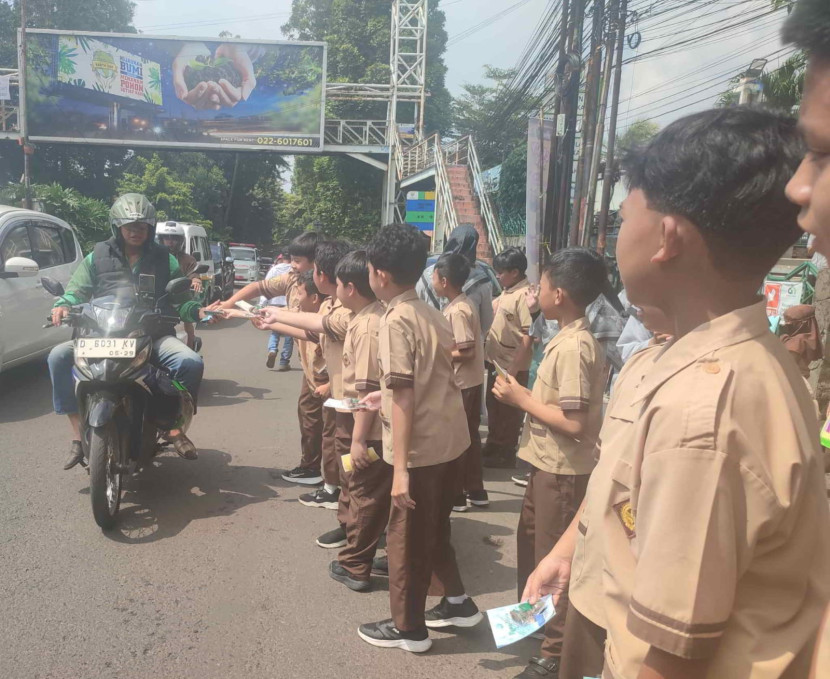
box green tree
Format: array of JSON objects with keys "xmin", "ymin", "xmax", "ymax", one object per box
[
  {"xmin": 497, "ymin": 143, "xmax": 527, "ymax": 220},
  {"xmin": 617, "ymin": 119, "xmax": 660, "ymax": 152},
  {"xmin": 117, "ymin": 154, "xmax": 204, "ymax": 226}
]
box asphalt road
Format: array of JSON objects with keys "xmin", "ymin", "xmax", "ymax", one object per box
[{"xmin": 0, "ymin": 319, "xmax": 538, "ymax": 679}]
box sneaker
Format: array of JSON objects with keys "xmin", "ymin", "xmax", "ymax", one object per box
[
  {"xmin": 424, "ymin": 597, "xmax": 483, "ymax": 629},
  {"xmin": 329, "ymin": 560, "xmax": 371, "ymax": 592},
  {"xmin": 299, "ymin": 487, "xmax": 340, "ymax": 509},
  {"xmin": 278, "ymin": 362, "xmax": 290, "ymax": 372},
  {"xmin": 357, "ymin": 619, "xmax": 431, "ymax": 653},
  {"xmin": 467, "ymin": 489, "xmax": 490, "ymax": 507},
  {"xmin": 63, "ymin": 440, "xmax": 84, "ymax": 470},
  {"xmin": 282, "ymin": 466, "xmax": 323, "ymax": 486},
  {"xmin": 452, "ymin": 494, "xmax": 468, "ymax": 512},
  {"xmin": 371, "ymin": 555, "xmax": 389, "ymax": 577},
  {"xmin": 266, "ymin": 351, "xmax": 277, "ymax": 369},
  {"xmin": 512, "ymin": 472, "xmax": 530, "ymax": 487},
  {"xmin": 513, "ymin": 657, "xmax": 559, "ymax": 678},
  {"xmin": 316, "ymin": 526, "xmax": 347, "ymax": 549}
]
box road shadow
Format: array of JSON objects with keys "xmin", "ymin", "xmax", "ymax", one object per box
[
  {"xmin": 199, "ymin": 317, "xmax": 250, "ymax": 332},
  {"xmin": 0, "ymin": 359, "xmax": 54, "ymax": 424},
  {"xmin": 429, "ymin": 626, "xmax": 540, "ymax": 667},
  {"xmin": 198, "ymin": 378, "xmax": 272, "ymax": 407},
  {"xmin": 103, "ymin": 448, "xmax": 289, "ymax": 544}
]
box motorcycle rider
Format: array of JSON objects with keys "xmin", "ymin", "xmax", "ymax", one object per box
[
  {"xmin": 47, "ymin": 194, "xmax": 211, "ymax": 468},
  {"xmin": 156, "ymin": 221, "xmax": 202, "ymax": 349}
]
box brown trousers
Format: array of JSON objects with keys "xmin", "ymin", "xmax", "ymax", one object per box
[
  {"xmin": 455, "ymin": 384, "xmax": 484, "ymax": 494},
  {"xmin": 338, "ymin": 456, "xmax": 393, "ymax": 581},
  {"xmin": 297, "ymin": 378, "xmax": 324, "ymax": 471},
  {"xmin": 321, "ymin": 405, "xmax": 338, "ymax": 486},
  {"xmin": 517, "ymin": 468, "xmax": 590, "ymax": 659},
  {"xmin": 484, "ymin": 364, "xmax": 529, "ymax": 459},
  {"xmin": 388, "ymin": 456, "xmax": 466, "ymax": 632},
  {"xmin": 335, "ymin": 411, "xmax": 354, "ymax": 528},
  {"xmin": 559, "ymin": 605, "xmax": 606, "ymax": 679}
]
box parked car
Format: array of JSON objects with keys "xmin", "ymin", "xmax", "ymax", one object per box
[
  {"xmin": 0, "ymin": 205, "xmax": 82, "ymax": 373},
  {"xmin": 155, "ymin": 221, "xmax": 216, "ymax": 303},
  {"xmin": 229, "ymin": 243, "xmax": 260, "ymax": 286},
  {"xmin": 258, "ymin": 256, "xmax": 274, "ymax": 279},
  {"xmin": 210, "ymin": 241, "xmax": 235, "ymax": 301}
]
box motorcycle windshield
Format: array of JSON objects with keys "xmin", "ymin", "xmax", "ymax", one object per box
[{"xmin": 91, "ymin": 298, "xmax": 134, "ymax": 334}]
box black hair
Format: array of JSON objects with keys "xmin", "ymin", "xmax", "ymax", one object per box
[
  {"xmin": 493, "ymin": 247, "xmax": 527, "ymax": 275},
  {"xmin": 366, "ymin": 223, "xmax": 428, "ymax": 286},
  {"xmin": 622, "ymin": 107, "xmax": 803, "ymax": 277},
  {"xmin": 288, "ymin": 231, "xmax": 320, "ymax": 260},
  {"xmin": 314, "ymin": 239, "xmax": 352, "ymax": 283},
  {"xmin": 335, "ymin": 249, "xmax": 376, "ymax": 300},
  {"xmin": 434, "ymin": 252, "xmax": 470, "ymax": 290},
  {"xmin": 299, "ymin": 270, "xmax": 326, "ymax": 299},
  {"xmin": 782, "ymin": 0, "xmax": 830, "ymax": 60},
  {"xmin": 543, "ymin": 248, "xmax": 609, "ymax": 309}
]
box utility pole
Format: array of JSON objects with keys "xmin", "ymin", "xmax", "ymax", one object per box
[
  {"xmin": 19, "ymin": 0, "xmax": 32, "ymax": 210},
  {"xmin": 596, "ymin": 0, "xmax": 628, "ymax": 255}
]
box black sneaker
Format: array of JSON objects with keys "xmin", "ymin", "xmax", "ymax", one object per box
[
  {"xmin": 63, "ymin": 440, "xmax": 84, "ymax": 470},
  {"xmin": 424, "ymin": 596, "xmax": 483, "ymax": 629},
  {"xmin": 512, "ymin": 472, "xmax": 530, "ymax": 487},
  {"xmin": 371, "ymin": 555, "xmax": 388, "ymax": 577},
  {"xmin": 513, "ymin": 657, "xmax": 559, "ymax": 678},
  {"xmin": 299, "ymin": 487, "xmax": 340, "ymax": 509},
  {"xmin": 467, "ymin": 489, "xmax": 490, "ymax": 507},
  {"xmin": 316, "ymin": 526, "xmax": 347, "ymax": 549},
  {"xmin": 282, "ymin": 466, "xmax": 323, "ymax": 486},
  {"xmin": 358, "ymin": 619, "xmax": 431, "ymax": 653},
  {"xmin": 266, "ymin": 351, "xmax": 277, "ymax": 369},
  {"xmin": 452, "ymin": 494, "xmax": 468, "ymax": 512},
  {"xmin": 329, "ymin": 560, "xmax": 371, "ymax": 592}
]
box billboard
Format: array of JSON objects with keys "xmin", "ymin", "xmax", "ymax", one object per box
[{"xmin": 22, "ymin": 30, "xmax": 327, "ymax": 152}]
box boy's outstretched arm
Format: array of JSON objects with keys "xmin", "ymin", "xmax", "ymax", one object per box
[
  {"xmin": 251, "ymin": 317, "xmax": 314, "ymax": 342},
  {"xmin": 259, "ymin": 306, "xmax": 325, "ymax": 333}
]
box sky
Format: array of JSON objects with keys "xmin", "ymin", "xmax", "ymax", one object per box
[{"xmin": 132, "ymin": 0, "xmax": 789, "ymax": 142}]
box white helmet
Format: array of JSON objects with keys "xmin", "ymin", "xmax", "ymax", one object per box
[{"xmin": 156, "ymin": 221, "xmax": 185, "ymax": 239}]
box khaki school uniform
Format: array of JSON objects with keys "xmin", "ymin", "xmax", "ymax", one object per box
[
  {"xmin": 378, "ymin": 289, "xmax": 471, "ymax": 631},
  {"xmin": 484, "ymin": 278, "xmax": 532, "ymax": 459},
  {"xmin": 588, "ymin": 301, "xmax": 830, "ymax": 679},
  {"xmin": 258, "ymin": 271, "xmax": 301, "ymax": 312},
  {"xmin": 338, "ymin": 301, "xmax": 393, "ymax": 581},
  {"xmin": 296, "ymin": 331, "xmax": 330, "ymax": 472},
  {"xmin": 516, "ymin": 317, "xmax": 606, "ymax": 660},
  {"xmin": 563, "ymin": 345, "xmax": 662, "ymax": 679},
  {"xmin": 443, "ymin": 293, "xmax": 486, "ymax": 495}
]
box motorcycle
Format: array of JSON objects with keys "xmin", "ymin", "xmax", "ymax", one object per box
[{"xmin": 42, "ymin": 267, "xmax": 207, "ymax": 530}]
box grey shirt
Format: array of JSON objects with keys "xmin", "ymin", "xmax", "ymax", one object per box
[{"xmin": 417, "ymin": 263, "xmax": 494, "ymax": 334}]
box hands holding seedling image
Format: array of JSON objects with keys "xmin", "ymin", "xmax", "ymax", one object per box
[{"xmin": 172, "ymin": 43, "xmax": 258, "ymax": 110}]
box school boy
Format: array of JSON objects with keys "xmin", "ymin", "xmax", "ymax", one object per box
[
  {"xmin": 325, "ymin": 250, "xmax": 391, "ymax": 592},
  {"xmin": 493, "ymin": 248, "xmax": 607, "ymax": 678},
  {"xmin": 254, "ymin": 271, "xmax": 332, "ymax": 486},
  {"xmin": 431, "ymin": 253, "xmax": 488, "ymax": 512},
  {"xmin": 525, "ymin": 107, "xmax": 830, "ymax": 679},
  {"xmin": 483, "ymin": 247, "xmax": 533, "ymax": 468},
  {"xmin": 258, "ymin": 240, "xmax": 354, "ymax": 545},
  {"xmin": 357, "ymin": 223, "xmax": 481, "ymax": 653}
]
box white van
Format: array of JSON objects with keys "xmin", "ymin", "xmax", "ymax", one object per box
[
  {"xmin": 156, "ymin": 221, "xmax": 217, "ymax": 302},
  {"xmin": 229, "ymin": 243, "xmax": 260, "ymax": 286},
  {"xmin": 0, "ymin": 205, "xmax": 82, "ymax": 373}
]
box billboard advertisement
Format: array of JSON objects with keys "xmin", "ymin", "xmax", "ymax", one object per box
[{"xmin": 22, "ymin": 30, "xmax": 327, "ymax": 152}]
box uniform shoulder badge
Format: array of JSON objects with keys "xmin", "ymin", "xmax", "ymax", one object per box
[{"xmin": 614, "ymin": 500, "xmax": 636, "ymax": 539}]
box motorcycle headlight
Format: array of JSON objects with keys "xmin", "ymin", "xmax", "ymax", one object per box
[{"xmin": 93, "ymin": 304, "xmax": 131, "ymax": 332}]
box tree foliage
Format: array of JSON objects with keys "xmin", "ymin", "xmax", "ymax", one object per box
[
  {"xmin": 617, "ymin": 119, "xmax": 660, "ymax": 152},
  {"xmin": 717, "ymin": 53, "xmax": 806, "ymax": 112},
  {"xmin": 117, "ymin": 155, "xmax": 204, "ymax": 225}
]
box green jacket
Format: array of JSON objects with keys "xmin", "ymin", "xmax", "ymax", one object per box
[{"xmin": 54, "ymin": 251, "xmax": 202, "ymax": 323}]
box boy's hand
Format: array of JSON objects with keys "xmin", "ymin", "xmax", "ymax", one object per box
[
  {"xmin": 351, "ymin": 440, "xmax": 371, "ymax": 471},
  {"xmin": 522, "ymin": 551, "xmax": 572, "ymax": 607},
  {"xmin": 524, "ymin": 284, "xmax": 540, "ymax": 314},
  {"xmin": 391, "ymin": 469, "xmax": 415, "ymax": 510},
  {"xmin": 251, "ymin": 316, "xmax": 269, "ymax": 331},
  {"xmin": 359, "ymin": 391, "xmax": 382, "ymax": 411},
  {"xmin": 492, "ymin": 374, "xmax": 529, "ymax": 407},
  {"xmin": 314, "ymin": 383, "xmax": 331, "ymax": 399},
  {"xmin": 259, "ymin": 306, "xmax": 283, "ymax": 324}
]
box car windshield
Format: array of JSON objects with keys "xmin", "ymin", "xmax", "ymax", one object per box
[{"xmin": 230, "ymin": 248, "xmax": 255, "ymax": 261}]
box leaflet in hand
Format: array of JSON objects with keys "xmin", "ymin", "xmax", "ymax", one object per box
[
  {"xmin": 341, "ymin": 446, "xmax": 381, "ymax": 473},
  {"xmin": 323, "ymin": 398, "xmax": 367, "ymax": 411},
  {"xmin": 233, "ymin": 300, "xmax": 260, "ymax": 318},
  {"xmin": 486, "ymin": 596, "xmax": 555, "ymax": 649}
]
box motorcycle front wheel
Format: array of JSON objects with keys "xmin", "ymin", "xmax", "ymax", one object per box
[{"xmin": 89, "ymin": 423, "xmax": 122, "ymax": 529}]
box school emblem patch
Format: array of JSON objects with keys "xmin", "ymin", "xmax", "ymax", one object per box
[
  {"xmin": 505, "ymin": 312, "xmax": 515, "ymax": 322},
  {"xmin": 614, "ymin": 500, "xmax": 636, "ymax": 539}
]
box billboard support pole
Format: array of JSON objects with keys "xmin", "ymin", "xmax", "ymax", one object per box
[{"xmin": 19, "ymin": 0, "xmax": 32, "ymax": 210}]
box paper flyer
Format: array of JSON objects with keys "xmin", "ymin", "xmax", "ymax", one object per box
[{"xmin": 486, "ymin": 596, "xmax": 555, "ymax": 649}]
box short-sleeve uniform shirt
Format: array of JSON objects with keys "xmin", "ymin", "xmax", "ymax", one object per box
[
  {"xmin": 485, "ymin": 278, "xmax": 532, "ymax": 370},
  {"xmin": 443, "ymin": 293, "xmax": 484, "ymax": 390},
  {"xmin": 378, "ymin": 289, "xmax": 471, "ymax": 468},
  {"xmin": 298, "ymin": 331, "xmax": 328, "ymax": 390},
  {"xmin": 342, "ymin": 301, "xmax": 384, "ymax": 442},
  {"xmin": 569, "ymin": 345, "xmax": 662, "ymax": 628},
  {"xmin": 517, "ymin": 317, "xmax": 606, "ymax": 476},
  {"xmin": 593, "ymin": 301, "xmax": 830, "ymax": 679},
  {"xmin": 319, "ymin": 297, "xmax": 353, "ymax": 400},
  {"xmin": 259, "ymin": 271, "xmax": 301, "ymax": 312}
]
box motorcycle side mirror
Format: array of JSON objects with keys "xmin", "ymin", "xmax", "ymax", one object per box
[
  {"xmin": 194, "ymin": 264, "xmax": 209, "ymax": 275},
  {"xmin": 165, "ymin": 277, "xmax": 192, "ymax": 296},
  {"xmin": 225, "ymin": 257, "xmax": 234, "ymax": 264},
  {"xmin": 41, "ymin": 276, "xmax": 65, "ymax": 296}
]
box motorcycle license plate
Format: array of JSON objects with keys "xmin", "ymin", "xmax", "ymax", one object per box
[{"xmin": 75, "ymin": 338, "xmax": 137, "ymax": 358}]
